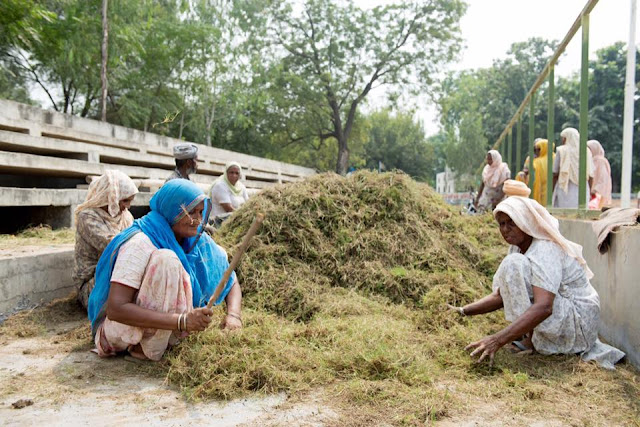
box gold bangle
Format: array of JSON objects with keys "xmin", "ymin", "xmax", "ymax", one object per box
[
  {"xmin": 177, "ymin": 313, "xmax": 183, "ymax": 332},
  {"xmin": 183, "ymin": 312, "xmax": 188, "ymax": 332}
]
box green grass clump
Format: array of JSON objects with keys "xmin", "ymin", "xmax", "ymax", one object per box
[{"xmin": 162, "ymin": 171, "xmax": 640, "ymax": 424}]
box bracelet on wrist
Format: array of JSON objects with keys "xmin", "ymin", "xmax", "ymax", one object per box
[
  {"xmin": 459, "ymin": 307, "xmax": 466, "ymax": 316},
  {"xmin": 177, "ymin": 313, "xmax": 184, "ymax": 332}
]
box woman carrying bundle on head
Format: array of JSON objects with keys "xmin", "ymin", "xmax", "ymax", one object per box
[
  {"xmin": 475, "ymin": 150, "xmax": 511, "ymax": 213},
  {"xmin": 449, "ymin": 196, "xmax": 625, "ymax": 369},
  {"xmin": 88, "ymin": 179, "xmax": 243, "ymax": 361},
  {"xmin": 210, "ymin": 161, "xmax": 250, "ymax": 228},
  {"xmin": 73, "ymin": 170, "xmax": 138, "ymax": 310}
]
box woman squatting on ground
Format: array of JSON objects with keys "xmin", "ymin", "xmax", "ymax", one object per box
[{"xmin": 88, "ymin": 179, "xmax": 242, "ymax": 361}]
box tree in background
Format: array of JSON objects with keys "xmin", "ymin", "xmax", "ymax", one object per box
[
  {"xmin": 364, "ymin": 109, "xmax": 436, "ymax": 182},
  {"xmin": 261, "ymin": 0, "xmax": 466, "ymax": 174},
  {"xmin": 0, "ymin": 0, "xmax": 53, "ymax": 104},
  {"xmin": 437, "ymin": 70, "xmax": 488, "ymax": 181},
  {"xmin": 436, "ymin": 38, "xmax": 557, "ymax": 183}
]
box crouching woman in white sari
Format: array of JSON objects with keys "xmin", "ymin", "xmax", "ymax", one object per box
[{"xmin": 451, "ymin": 196, "xmax": 624, "ymax": 369}]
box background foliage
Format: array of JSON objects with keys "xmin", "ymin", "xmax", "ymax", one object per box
[{"xmin": 1, "ymin": 0, "xmax": 637, "ymax": 189}]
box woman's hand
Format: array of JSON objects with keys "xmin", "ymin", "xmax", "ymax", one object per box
[
  {"xmin": 220, "ymin": 313, "xmax": 242, "ymax": 331},
  {"xmin": 446, "ymin": 303, "xmax": 465, "ymax": 316},
  {"xmin": 465, "ymin": 334, "xmax": 505, "ymax": 367},
  {"xmin": 186, "ymin": 307, "xmax": 213, "ymax": 332}
]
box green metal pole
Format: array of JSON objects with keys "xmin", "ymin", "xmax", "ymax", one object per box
[
  {"xmin": 578, "ymin": 14, "xmax": 590, "ymax": 209},
  {"xmin": 516, "ymin": 119, "xmax": 522, "ymax": 176},
  {"xmin": 547, "ymin": 66, "xmax": 555, "ymax": 207},
  {"xmin": 505, "ymin": 127, "xmax": 511, "ymax": 172},
  {"xmin": 508, "ymin": 128, "xmax": 513, "ymax": 174},
  {"xmin": 528, "ymin": 93, "xmax": 535, "ymax": 197}
]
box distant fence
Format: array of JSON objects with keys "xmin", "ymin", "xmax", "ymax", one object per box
[{"xmin": 0, "ymin": 99, "xmax": 316, "ymax": 231}]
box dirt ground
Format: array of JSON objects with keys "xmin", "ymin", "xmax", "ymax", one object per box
[
  {"xmin": 1, "ymin": 302, "xmax": 637, "ymax": 426},
  {"xmin": 0, "ymin": 315, "xmax": 338, "ymax": 426}
]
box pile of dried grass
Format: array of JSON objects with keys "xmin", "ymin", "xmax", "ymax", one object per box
[
  {"xmin": 162, "ymin": 171, "xmax": 639, "ymax": 424},
  {"xmin": 217, "ymin": 171, "xmax": 503, "ymax": 321}
]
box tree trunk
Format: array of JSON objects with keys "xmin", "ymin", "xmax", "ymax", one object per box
[
  {"xmin": 100, "ymin": 0, "xmax": 109, "ymax": 122},
  {"xmin": 178, "ymin": 110, "xmax": 185, "ymax": 140},
  {"xmin": 336, "ymin": 136, "xmax": 349, "ymax": 175},
  {"xmin": 205, "ymin": 102, "xmax": 215, "ymax": 146}
]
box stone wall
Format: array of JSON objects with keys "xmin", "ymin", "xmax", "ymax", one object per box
[{"xmin": 558, "ymin": 218, "xmax": 640, "ymax": 368}]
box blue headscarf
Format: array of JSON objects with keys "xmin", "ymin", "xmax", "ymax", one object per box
[{"xmin": 88, "ymin": 179, "xmax": 236, "ymax": 334}]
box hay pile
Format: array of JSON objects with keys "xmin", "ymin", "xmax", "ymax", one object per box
[
  {"xmin": 217, "ymin": 170, "xmax": 503, "ymax": 322},
  {"xmin": 163, "ymin": 171, "xmax": 639, "ymax": 425}
]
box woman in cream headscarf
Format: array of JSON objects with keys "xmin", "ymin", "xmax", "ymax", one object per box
[
  {"xmin": 449, "ymin": 196, "xmax": 625, "ymax": 369},
  {"xmin": 73, "ymin": 170, "xmax": 138, "ymax": 309},
  {"xmin": 552, "ymin": 128, "xmax": 594, "ymax": 208},
  {"xmin": 209, "ymin": 161, "xmax": 249, "ymax": 227},
  {"xmin": 587, "ymin": 140, "xmax": 612, "ymax": 208},
  {"xmin": 532, "ymin": 139, "xmax": 554, "ymax": 206},
  {"xmin": 475, "ymin": 150, "xmax": 511, "ymax": 213}
]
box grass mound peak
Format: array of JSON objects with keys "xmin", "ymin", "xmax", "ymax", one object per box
[{"xmin": 216, "ymin": 170, "xmax": 503, "ymax": 322}]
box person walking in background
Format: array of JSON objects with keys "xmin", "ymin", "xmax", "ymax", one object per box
[
  {"xmin": 532, "ymin": 139, "xmax": 554, "ymax": 206},
  {"xmin": 475, "ymin": 150, "xmax": 511, "ymax": 213},
  {"xmin": 210, "ymin": 161, "xmax": 250, "ymax": 227},
  {"xmin": 587, "ymin": 140, "xmax": 612, "ymax": 209},
  {"xmin": 166, "ymin": 143, "xmax": 199, "ymax": 182},
  {"xmin": 552, "ymin": 128, "xmax": 594, "ymax": 208},
  {"xmin": 73, "ymin": 170, "xmax": 138, "ymax": 309}
]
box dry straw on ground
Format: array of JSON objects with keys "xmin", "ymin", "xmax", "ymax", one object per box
[
  {"xmin": 1, "ymin": 172, "xmax": 637, "ymax": 425},
  {"xmin": 163, "ymin": 171, "xmax": 639, "ymax": 425},
  {"xmin": 0, "ymin": 224, "xmax": 74, "ymax": 249}
]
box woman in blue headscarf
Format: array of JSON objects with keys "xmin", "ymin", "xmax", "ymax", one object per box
[{"xmin": 88, "ymin": 179, "xmax": 242, "ymax": 361}]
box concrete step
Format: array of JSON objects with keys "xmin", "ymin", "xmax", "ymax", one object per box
[
  {"xmin": 0, "ymin": 245, "xmax": 75, "ymax": 317},
  {"xmin": 0, "ymin": 151, "xmax": 273, "ymax": 190},
  {"xmin": 0, "ymin": 130, "xmax": 296, "ymax": 184},
  {"xmin": 0, "ymin": 187, "xmax": 153, "ymax": 207},
  {"xmin": 0, "ymin": 99, "xmax": 316, "ymax": 179}
]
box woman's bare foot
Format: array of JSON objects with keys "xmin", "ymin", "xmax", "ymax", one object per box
[{"xmin": 127, "ymin": 344, "xmax": 149, "ymax": 361}]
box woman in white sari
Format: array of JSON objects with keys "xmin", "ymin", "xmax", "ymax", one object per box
[
  {"xmin": 450, "ymin": 196, "xmax": 625, "ymax": 369},
  {"xmin": 475, "ymin": 150, "xmax": 511, "ymax": 213},
  {"xmin": 552, "ymin": 128, "xmax": 594, "ymax": 208}
]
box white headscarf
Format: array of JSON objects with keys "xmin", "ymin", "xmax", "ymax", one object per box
[
  {"xmin": 482, "ymin": 150, "xmax": 510, "ymax": 188},
  {"xmin": 557, "ymin": 128, "xmax": 592, "ymax": 193},
  {"xmin": 217, "ymin": 161, "xmax": 246, "ymax": 196},
  {"xmin": 494, "ymin": 196, "xmax": 593, "ymax": 279},
  {"xmin": 75, "ymin": 170, "xmax": 138, "ymax": 229},
  {"xmin": 587, "ymin": 139, "xmax": 612, "ymax": 204}
]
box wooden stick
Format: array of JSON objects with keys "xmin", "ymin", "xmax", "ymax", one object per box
[{"xmin": 206, "ymin": 213, "xmax": 264, "ymax": 309}]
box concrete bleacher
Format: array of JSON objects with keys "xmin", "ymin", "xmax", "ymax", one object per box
[{"xmin": 0, "ymin": 99, "xmax": 316, "ymax": 231}]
